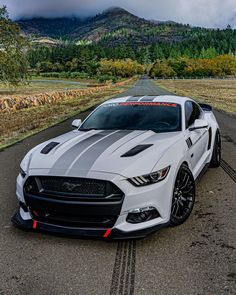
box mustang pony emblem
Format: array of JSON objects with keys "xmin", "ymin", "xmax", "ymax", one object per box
[{"xmin": 62, "ymin": 182, "xmax": 82, "ymax": 192}]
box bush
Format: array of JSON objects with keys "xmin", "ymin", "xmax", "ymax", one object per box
[
  {"xmin": 150, "ymin": 60, "xmax": 176, "ymax": 78},
  {"xmin": 40, "ymin": 71, "xmax": 90, "ymax": 79},
  {"xmin": 97, "ymin": 75, "xmax": 113, "ymax": 83},
  {"xmin": 99, "ymin": 59, "xmax": 145, "ymax": 78},
  {"xmin": 149, "ymin": 55, "xmax": 236, "ymax": 78},
  {"xmin": 40, "ymin": 72, "xmax": 60, "ymax": 78}
]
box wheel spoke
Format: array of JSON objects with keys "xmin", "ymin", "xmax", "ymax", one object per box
[
  {"xmin": 178, "ymin": 199, "xmax": 184, "ymax": 207},
  {"xmin": 179, "ymin": 172, "xmax": 187, "ymax": 187},
  {"xmin": 182, "ymin": 184, "xmax": 194, "ymax": 194},
  {"xmin": 174, "ymin": 202, "xmax": 180, "ymax": 216},
  {"xmin": 180, "ymin": 175, "xmax": 190, "ymax": 190}
]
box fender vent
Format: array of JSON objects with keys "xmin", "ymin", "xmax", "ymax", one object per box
[
  {"xmin": 186, "ymin": 138, "xmax": 193, "ymax": 149},
  {"xmin": 207, "ymin": 128, "xmax": 212, "ymax": 150},
  {"xmin": 41, "ymin": 142, "xmax": 60, "ymax": 154},
  {"xmin": 121, "ymin": 144, "xmax": 153, "ymax": 157}
]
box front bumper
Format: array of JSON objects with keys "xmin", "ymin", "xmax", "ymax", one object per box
[
  {"xmin": 14, "ymin": 169, "xmax": 175, "ymax": 239},
  {"xmin": 12, "ymin": 210, "xmax": 169, "ymax": 239}
]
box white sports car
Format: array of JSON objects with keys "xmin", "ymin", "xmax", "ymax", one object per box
[{"xmin": 12, "ymin": 95, "xmax": 221, "ymax": 239}]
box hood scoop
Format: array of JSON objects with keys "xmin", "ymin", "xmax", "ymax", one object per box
[
  {"xmin": 41, "ymin": 142, "xmax": 60, "ymax": 154},
  {"xmin": 121, "ymin": 144, "xmax": 153, "ymax": 157}
]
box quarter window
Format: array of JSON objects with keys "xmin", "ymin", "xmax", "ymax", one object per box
[{"xmin": 185, "ymin": 101, "xmax": 201, "ymax": 128}]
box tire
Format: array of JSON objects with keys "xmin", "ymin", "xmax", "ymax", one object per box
[
  {"xmin": 210, "ymin": 129, "xmax": 221, "ymax": 168},
  {"xmin": 170, "ymin": 164, "xmax": 195, "ymax": 226}
]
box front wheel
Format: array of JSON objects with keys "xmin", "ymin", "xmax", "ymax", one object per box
[
  {"xmin": 170, "ymin": 164, "xmax": 195, "ymax": 226},
  {"xmin": 210, "ymin": 130, "xmax": 221, "ymax": 168}
]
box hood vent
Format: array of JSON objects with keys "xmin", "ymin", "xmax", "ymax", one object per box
[
  {"xmin": 121, "ymin": 144, "xmax": 153, "ymax": 157},
  {"xmin": 41, "ymin": 142, "xmax": 60, "ymax": 154}
]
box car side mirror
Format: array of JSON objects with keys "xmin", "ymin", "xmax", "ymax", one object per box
[
  {"xmin": 72, "ymin": 119, "xmax": 82, "ymax": 129},
  {"xmin": 189, "ymin": 119, "xmax": 208, "ymax": 131}
]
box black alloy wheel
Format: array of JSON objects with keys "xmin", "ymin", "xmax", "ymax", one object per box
[{"xmin": 170, "ymin": 164, "xmax": 195, "ymax": 226}]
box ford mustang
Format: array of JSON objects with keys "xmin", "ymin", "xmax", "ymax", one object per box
[{"xmin": 12, "ymin": 95, "xmax": 221, "ymax": 239}]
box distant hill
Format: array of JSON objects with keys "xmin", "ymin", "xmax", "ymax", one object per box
[
  {"xmin": 17, "ymin": 7, "xmax": 191, "ymax": 45},
  {"xmin": 17, "ymin": 17, "xmax": 83, "ymax": 39},
  {"xmin": 17, "ymin": 7, "xmax": 235, "ymax": 49}
]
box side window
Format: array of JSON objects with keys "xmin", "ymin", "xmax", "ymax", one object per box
[{"xmin": 185, "ymin": 101, "xmax": 201, "ymax": 128}]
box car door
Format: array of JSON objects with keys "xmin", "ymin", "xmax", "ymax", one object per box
[{"xmin": 184, "ymin": 101, "xmax": 209, "ymax": 170}]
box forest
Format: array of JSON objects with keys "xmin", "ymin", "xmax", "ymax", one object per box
[
  {"xmin": 28, "ymin": 44, "xmax": 236, "ymax": 80},
  {"xmin": 27, "ymin": 23, "xmax": 236, "ymax": 80}
]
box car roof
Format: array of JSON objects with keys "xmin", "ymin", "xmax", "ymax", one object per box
[{"xmin": 102, "ymin": 95, "xmax": 194, "ymax": 106}]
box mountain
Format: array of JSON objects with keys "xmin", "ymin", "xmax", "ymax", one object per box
[
  {"xmin": 17, "ymin": 17, "xmax": 83, "ymax": 39},
  {"xmin": 17, "ymin": 7, "xmax": 190, "ymax": 45}
]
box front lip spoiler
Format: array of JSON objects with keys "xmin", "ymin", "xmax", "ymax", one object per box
[{"xmin": 11, "ymin": 210, "xmax": 169, "ymax": 240}]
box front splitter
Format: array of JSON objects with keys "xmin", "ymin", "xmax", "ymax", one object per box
[{"xmin": 11, "ymin": 210, "xmax": 169, "ymax": 240}]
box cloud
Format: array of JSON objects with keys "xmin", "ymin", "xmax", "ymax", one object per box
[{"xmin": 0, "ymin": 0, "xmax": 235, "ymax": 28}]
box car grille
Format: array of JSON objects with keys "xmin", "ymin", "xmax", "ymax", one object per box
[
  {"xmin": 24, "ymin": 176, "xmax": 124, "ymax": 202},
  {"xmin": 24, "ymin": 176, "xmax": 124, "ymax": 228}
]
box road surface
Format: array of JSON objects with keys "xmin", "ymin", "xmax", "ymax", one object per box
[{"xmin": 0, "ymin": 79, "xmax": 235, "ymax": 295}]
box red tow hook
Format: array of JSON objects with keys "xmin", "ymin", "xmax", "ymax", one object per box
[
  {"xmin": 33, "ymin": 220, "xmax": 37, "ymax": 230},
  {"xmin": 103, "ymin": 229, "xmax": 112, "ymax": 238}
]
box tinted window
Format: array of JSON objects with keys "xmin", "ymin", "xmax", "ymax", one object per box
[
  {"xmin": 185, "ymin": 101, "xmax": 201, "ymax": 128},
  {"xmin": 80, "ymin": 102, "xmax": 182, "ymax": 133}
]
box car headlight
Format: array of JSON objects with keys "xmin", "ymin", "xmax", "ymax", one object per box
[{"xmin": 128, "ymin": 166, "xmax": 170, "ymax": 187}]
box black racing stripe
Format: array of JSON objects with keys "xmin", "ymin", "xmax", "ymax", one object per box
[
  {"xmin": 51, "ymin": 131, "xmax": 111, "ymax": 170},
  {"xmin": 139, "ymin": 96, "xmax": 157, "ymax": 101},
  {"xmin": 70, "ymin": 130, "xmax": 133, "ymax": 171}
]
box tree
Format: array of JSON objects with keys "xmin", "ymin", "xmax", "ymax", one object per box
[
  {"xmin": 0, "ymin": 6, "xmax": 29, "ymax": 86},
  {"xmin": 150, "ymin": 60, "xmax": 176, "ymax": 78},
  {"xmin": 99, "ymin": 59, "xmax": 145, "ymax": 78}
]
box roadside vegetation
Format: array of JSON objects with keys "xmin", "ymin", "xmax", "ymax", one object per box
[
  {"xmin": 157, "ymin": 79, "xmax": 236, "ymax": 114},
  {"xmin": 149, "ymin": 55, "xmax": 236, "ymax": 78}
]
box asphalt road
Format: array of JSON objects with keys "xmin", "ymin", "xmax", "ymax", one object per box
[{"xmin": 0, "ymin": 79, "xmax": 235, "ymax": 295}]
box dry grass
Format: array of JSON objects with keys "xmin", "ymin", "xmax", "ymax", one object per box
[
  {"xmin": 157, "ymin": 79, "xmax": 236, "ymax": 114},
  {"xmin": 0, "ymin": 79, "xmax": 135, "ymax": 149},
  {"xmin": 0, "ymin": 80, "xmax": 87, "ymax": 98}
]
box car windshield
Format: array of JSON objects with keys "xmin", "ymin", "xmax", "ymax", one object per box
[{"xmin": 80, "ymin": 102, "xmax": 182, "ymax": 133}]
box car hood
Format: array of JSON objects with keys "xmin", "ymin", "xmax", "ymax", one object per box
[{"xmin": 26, "ymin": 129, "xmax": 182, "ymax": 178}]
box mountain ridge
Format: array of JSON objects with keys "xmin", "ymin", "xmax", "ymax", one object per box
[
  {"xmin": 17, "ymin": 7, "xmax": 235, "ymax": 49},
  {"xmin": 17, "ymin": 7, "xmax": 187, "ymax": 40}
]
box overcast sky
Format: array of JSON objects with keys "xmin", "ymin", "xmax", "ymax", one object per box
[{"xmin": 1, "ymin": 0, "xmax": 236, "ymax": 28}]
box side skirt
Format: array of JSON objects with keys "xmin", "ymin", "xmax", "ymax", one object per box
[{"xmin": 195, "ymin": 163, "xmax": 210, "ymax": 184}]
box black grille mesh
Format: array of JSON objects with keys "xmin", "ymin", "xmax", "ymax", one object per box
[
  {"xmin": 24, "ymin": 176, "xmax": 123, "ymax": 201},
  {"xmin": 40, "ymin": 176, "xmax": 106, "ymax": 196}
]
